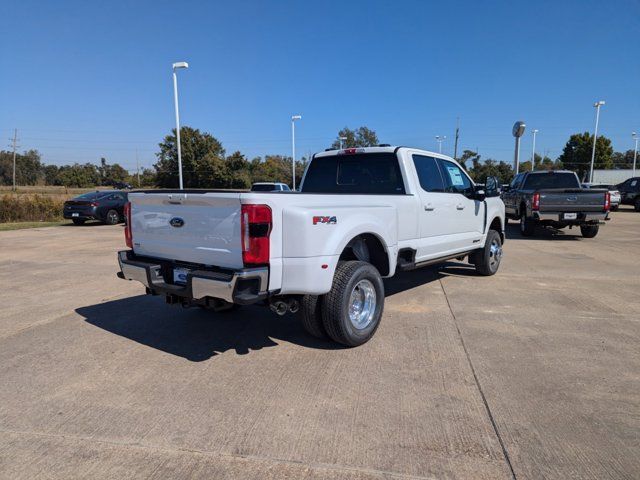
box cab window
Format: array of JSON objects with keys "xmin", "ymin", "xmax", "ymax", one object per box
[
  {"xmin": 412, "ymin": 155, "xmax": 445, "ymax": 192},
  {"xmin": 438, "ymin": 159, "xmax": 473, "ymax": 195}
]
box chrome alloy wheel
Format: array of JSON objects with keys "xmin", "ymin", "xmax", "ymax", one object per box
[
  {"xmin": 489, "ymin": 238, "xmax": 503, "ymax": 270},
  {"xmin": 348, "ymin": 279, "xmax": 377, "ymax": 330}
]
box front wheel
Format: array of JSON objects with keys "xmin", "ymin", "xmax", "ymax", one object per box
[
  {"xmin": 472, "ymin": 230, "xmax": 503, "ymax": 276},
  {"xmin": 322, "ymin": 261, "xmax": 384, "ymax": 347},
  {"xmin": 580, "ymin": 225, "xmax": 599, "ymax": 238},
  {"xmin": 520, "ymin": 212, "xmax": 535, "ymax": 237},
  {"xmin": 634, "ymin": 199, "xmax": 640, "ymax": 212}
]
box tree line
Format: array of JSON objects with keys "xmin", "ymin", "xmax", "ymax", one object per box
[{"xmin": 0, "ymin": 126, "xmax": 634, "ymax": 189}]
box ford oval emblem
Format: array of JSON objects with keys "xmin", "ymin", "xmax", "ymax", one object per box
[{"xmin": 169, "ymin": 217, "xmax": 185, "ymax": 228}]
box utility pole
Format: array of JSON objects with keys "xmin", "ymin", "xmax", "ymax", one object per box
[
  {"xmin": 10, "ymin": 129, "xmax": 18, "ymax": 191},
  {"xmin": 135, "ymin": 149, "xmax": 141, "ymax": 187},
  {"xmin": 453, "ymin": 117, "xmax": 460, "ymax": 160}
]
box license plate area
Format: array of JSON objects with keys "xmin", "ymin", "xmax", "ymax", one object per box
[
  {"xmin": 563, "ymin": 213, "xmax": 577, "ymax": 220},
  {"xmin": 173, "ymin": 267, "xmax": 189, "ymax": 285},
  {"xmin": 71, "ymin": 213, "xmax": 79, "ymax": 217}
]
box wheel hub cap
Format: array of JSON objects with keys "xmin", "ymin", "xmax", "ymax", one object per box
[
  {"xmin": 348, "ymin": 279, "xmax": 376, "ymax": 330},
  {"xmin": 489, "ymin": 239, "xmax": 503, "ymax": 268}
]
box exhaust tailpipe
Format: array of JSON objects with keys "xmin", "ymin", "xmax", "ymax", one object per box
[{"xmin": 270, "ymin": 300, "xmax": 289, "ymax": 316}]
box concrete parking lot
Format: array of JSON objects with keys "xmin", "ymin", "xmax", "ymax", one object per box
[{"xmin": 0, "ymin": 210, "xmax": 639, "ymax": 480}]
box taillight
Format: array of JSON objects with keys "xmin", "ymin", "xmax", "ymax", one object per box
[
  {"xmin": 124, "ymin": 202, "xmax": 133, "ymax": 248},
  {"xmin": 604, "ymin": 192, "xmax": 610, "ymax": 212},
  {"xmin": 241, "ymin": 204, "xmax": 272, "ymax": 266},
  {"xmin": 532, "ymin": 193, "xmax": 540, "ymax": 211},
  {"xmin": 90, "ymin": 202, "xmax": 99, "ymax": 207}
]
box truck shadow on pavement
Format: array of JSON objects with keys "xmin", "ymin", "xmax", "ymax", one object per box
[
  {"xmin": 77, "ymin": 267, "xmax": 450, "ymax": 362},
  {"xmin": 504, "ymin": 223, "xmax": 584, "ymax": 241}
]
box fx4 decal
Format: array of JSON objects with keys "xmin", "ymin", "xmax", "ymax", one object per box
[{"xmin": 313, "ymin": 216, "xmax": 337, "ymax": 225}]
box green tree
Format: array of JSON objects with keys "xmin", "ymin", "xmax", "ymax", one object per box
[
  {"xmin": 611, "ymin": 150, "xmax": 635, "ymax": 170},
  {"xmin": 0, "ymin": 149, "xmax": 44, "ymax": 186},
  {"xmin": 469, "ymin": 159, "xmax": 515, "ymax": 185},
  {"xmin": 56, "ymin": 163, "xmax": 101, "ymax": 188},
  {"xmin": 457, "ymin": 150, "xmax": 480, "ymax": 171},
  {"xmin": 557, "ymin": 132, "xmax": 613, "ymax": 180},
  {"xmin": 155, "ymin": 126, "xmax": 227, "ymax": 188},
  {"xmin": 330, "ymin": 126, "xmax": 379, "ymax": 149}
]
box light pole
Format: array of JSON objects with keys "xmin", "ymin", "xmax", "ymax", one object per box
[
  {"xmin": 589, "ymin": 100, "xmax": 605, "ymax": 183},
  {"xmin": 435, "ymin": 135, "xmax": 446, "ymax": 154},
  {"xmin": 339, "ymin": 136, "xmax": 347, "ymax": 149},
  {"xmin": 172, "ymin": 61, "xmax": 189, "ymax": 189},
  {"xmin": 512, "ymin": 121, "xmax": 526, "ymax": 173},
  {"xmin": 632, "ymin": 132, "xmax": 638, "ymax": 177},
  {"xmin": 531, "ymin": 129, "xmax": 539, "ymax": 171},
  {"xmin": 291, "ymin": 115, "xmax": 302, "ymax": 190}
]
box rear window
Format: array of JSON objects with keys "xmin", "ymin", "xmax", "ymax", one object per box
[
  {"xmin": 523, "ymin": 173, "xmax": 579, "ymax": 190},
  {"xmin": 74, "ymin": 192, "xmax": 100, "ymax": 200},
  {"xmin": 301, "ymin": 152, "xmax": 405, "ymax": 194}
]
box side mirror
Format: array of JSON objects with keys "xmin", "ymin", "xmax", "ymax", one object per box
[{"xmin": 483, "ymin": 176, "xmax": 500, "ymax": 197}]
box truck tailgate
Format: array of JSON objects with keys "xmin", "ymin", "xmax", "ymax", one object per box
[
  {"xmin": 539, "ymin": 189, "xmax": 606, "ymax": 212},
  {"xmin": 129, "ymin": 191, "xmax": 243, "ymax": 268}
]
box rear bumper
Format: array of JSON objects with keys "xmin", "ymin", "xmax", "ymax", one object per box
[
  {"xmin": 533, "ymin": 211, "xmax": 608, "ymax": 223},
  {"xmin": 116, "ymin": 250, "xmax": 269, "ymax": 305}
]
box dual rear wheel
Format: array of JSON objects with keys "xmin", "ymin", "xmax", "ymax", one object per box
[
  {"xmin": 300, "ymin": 261, "xmax": 385, "ymax": 347},
  {"xmin": 301, "ymin": 231, "xmax": 504, "ymax": 346}
]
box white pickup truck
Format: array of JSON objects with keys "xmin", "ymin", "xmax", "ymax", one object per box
[{"xmin": 118, "ymin": 146, "xmax": 505, "ymax": 346}]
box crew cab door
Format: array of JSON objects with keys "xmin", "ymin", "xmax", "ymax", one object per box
[
  {"xmin": 411, "ymin": 155, "xmax": 484, "ymax": 260},
  {"xmin": 435, "ymin": 159, "xmax": 485, "ymax": 248},
  {"xmin": 411, "ymin": 154, "xmax": 452, "ymax": 258}
]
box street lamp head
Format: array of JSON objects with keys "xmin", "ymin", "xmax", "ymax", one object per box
[
  {"xmin": 633, "ymin": 131, "xmax": 637, "ymax": 138},
  {"xmin": 173, "ymin": 61, "xmax": 189, "ymax": 70},
  {"xmin": 291, "ymin": 115, "xmax": 302, "ymax": 121},
  {"xmin": 533, "ymin": 129, "xmax": 539, "ymax": 134},
  {"xmin": 593, "ymin": 100, "xmax": 605, "ymax": 107}
]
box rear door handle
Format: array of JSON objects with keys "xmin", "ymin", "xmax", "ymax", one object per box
[
  {"xmin": 456, "ymin": 204, "xmax": 465, "ymax": 210},
  {"xmin": 424, "ymin": 203, "xmax": 435, "ymax": 211}
]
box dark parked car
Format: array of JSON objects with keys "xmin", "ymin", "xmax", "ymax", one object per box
[
  {"xmin": 63, "ymin": 190, "xmax": 128, "ymax": 225},
  {"xmin": 502, "ymin": 170, "xmax": 610, "ymax": 238},
  {"xmin": 616, "ymin": 177, "xmax": 640, "ymax": 211}
]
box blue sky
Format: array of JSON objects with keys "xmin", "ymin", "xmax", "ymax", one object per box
[{"xmin": 1, "ymin": 0, "xmax": 638, "ymax": 172}]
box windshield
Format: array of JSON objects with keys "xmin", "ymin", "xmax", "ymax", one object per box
[
  {"xmin": 523, "ymin": 173, "xmax": 579, "ymax": 190},
  {"xmin": 301, "ymin": 152, "xmax": 405, "ymax": 194},
  {"xmin": 251, "ymin": 184, "xmax": 277, "ymax": 191}
]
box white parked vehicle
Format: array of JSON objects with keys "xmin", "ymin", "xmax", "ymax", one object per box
[
  {"xmin": 118, "ymin": 147, "xmax": 505, "ymax": 346},
  {"xmin": 251, "ymin": 182, "xmax": 291, "ymax": 192}
]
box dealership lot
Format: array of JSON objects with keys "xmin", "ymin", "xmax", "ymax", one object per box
[{"xmin": 0, "ymin": 211, "xmax": 638, "ymax": 479}]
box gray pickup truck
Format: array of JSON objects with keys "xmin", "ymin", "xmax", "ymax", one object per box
[{"xmin": 502, "ymin": 170, "xmax": 610, "ymax": 238}]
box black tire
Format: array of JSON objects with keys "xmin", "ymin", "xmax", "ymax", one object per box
[
  {"xmin": 580, "ymin": 225, "xmax": 599, "ymax": 238},
  {"xmin": 322, "ymin": 261, "xmax": 384, "ymax": 347},
  {"xmin": 72, "ymin": 219, "xmax": 85, "ymax": 225},
  {"xmin": 473, "ymin": 230, "xmax": 503, "ymax": 276},
  {"xmin": 634, "ymin": 199, "xmax": 640, "ymax": 212},
  {"xmin": 299, "ymin": 295, "xmax": 328, "ymax": 339},
  {"xmin": 105, "ymin": 209, "xmax": 120, "ymax": 225},
  {"xmin": 519, "ymin": 212, "xmax": 535, "ymax": 237}
]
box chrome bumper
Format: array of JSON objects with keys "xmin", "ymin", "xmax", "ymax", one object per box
[
  {"xmin": 117, "ymin": 250, "xmax": 269, "ymax": 304},
  {"xmin": 534, "ymin": 212, "xmax": 608, "ymax": 222}
]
